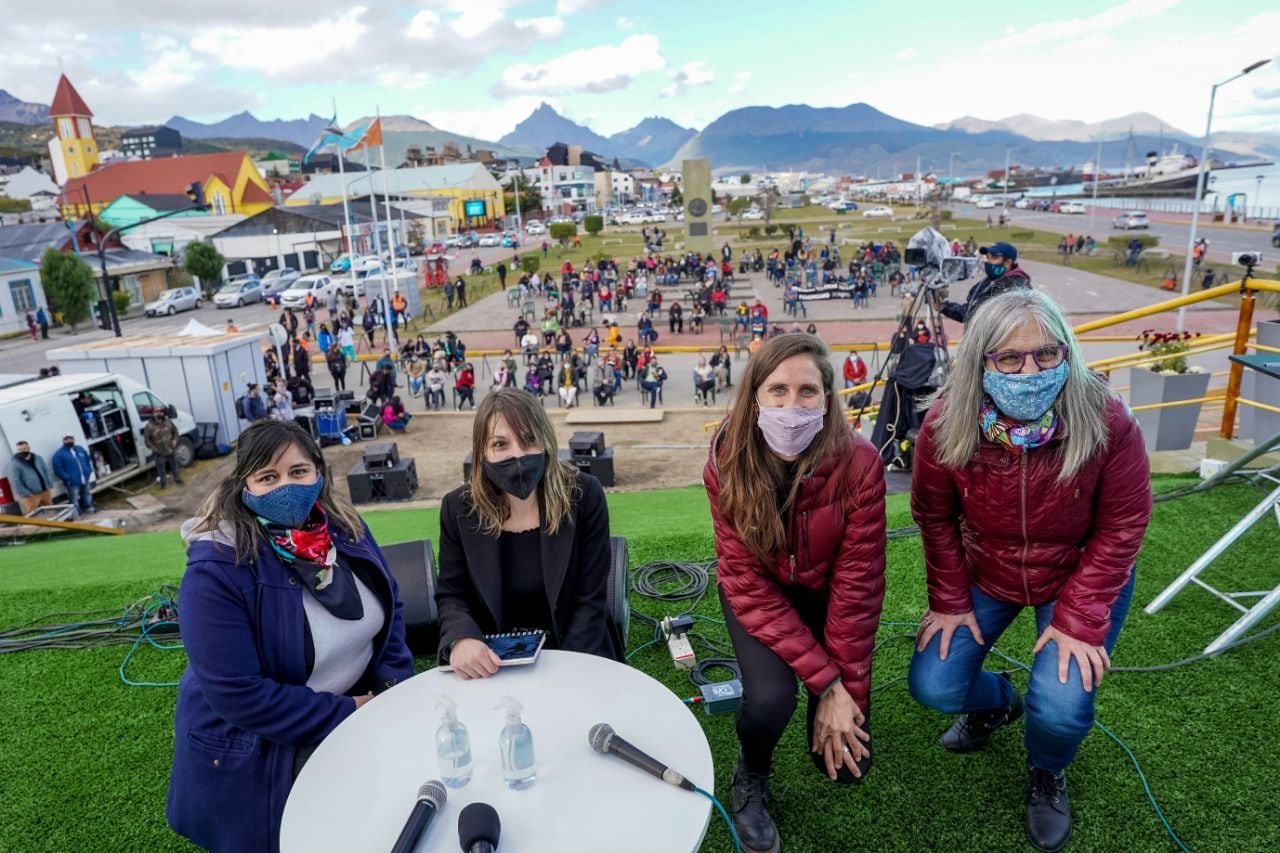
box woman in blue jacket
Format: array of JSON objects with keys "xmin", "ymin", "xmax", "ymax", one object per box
[{"xmin": 167, "ymin": 419, "xmax": 414, "ymax": 852}]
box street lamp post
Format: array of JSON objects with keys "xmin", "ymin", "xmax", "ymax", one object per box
[
  {"xmin": 1256, "ymin": 174, "xmax": 1265, "ymax": 221},
  {"xmin": 1176, "ymin": 58, "xmax": 1272, "ymax": 332},
  {"xmin": 1003, "ymin": 147, "xmax": 1019, "ymax": 215},
  {"xmin": 509, "ymin": 160, "xmax": 523, "ymax": 235},
  {"xmin": 949, "ymin": 151, "xmax": 961, "ymax": 180}
]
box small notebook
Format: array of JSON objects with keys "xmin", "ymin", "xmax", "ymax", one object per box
[{"xmin": 440, "ymin": 630, "xmax": 547, "ymax": 671}]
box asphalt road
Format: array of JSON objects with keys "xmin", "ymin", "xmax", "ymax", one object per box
[{"xmin": 954, "ymin": 206, "xmax": 1276, "ymax": 265}]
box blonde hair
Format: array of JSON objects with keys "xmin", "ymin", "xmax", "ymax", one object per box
[
  {"xmin": 925, "ymin": 289, "xmax": 1114, "ymax": 479},
  {"xmin": 467, "ymin": 389, "xmax": 578, "ymax": 537}
]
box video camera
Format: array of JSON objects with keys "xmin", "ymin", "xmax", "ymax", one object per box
[
  {"xmin": 904, "ymin": 227, "xmax": 979, "ymax": 287},
  {"xmin": 1232, "ymin": 251, "xmax": 1263, "ymax": 268}
]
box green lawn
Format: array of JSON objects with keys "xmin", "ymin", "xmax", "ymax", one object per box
[{"xmin": 2, "ymin": 478, "xmax": 1278, "ymax": 851}]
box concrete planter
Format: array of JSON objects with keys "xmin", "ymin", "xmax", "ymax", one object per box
[
  {"xmin": 1131, "ymin": 368, "xmax": 1212, "ymax": 451},
  {"xmin": 1241, "ymin": 320, "xmax": 1280, "ymax": 443}
]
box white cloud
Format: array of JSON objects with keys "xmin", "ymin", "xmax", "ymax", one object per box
[
  {"xmin": 493, "ymin": 34, "xmax": 665, "ymax": 97},
  {"xmin": 127, "ymin": 40, "xmax": 202, "ymax": 93},
  {"xmin": 1255, "ymin": 85, "xmax": 1280, "ymax": 100},
  {"xmin": 979, "ymin": 0, "xmax": 1180, "ymax": 52},
  {"xmin": 407, "ymin": 10, "xmax": 440, "ymax": 40},
  {"xmin": 424, "ymin": 95, "xmax": 556, "ymax": 140},
  {"xmin": 660, "ymin": 60, "xmax": 715, "ymax": 98},
  {"xmin": 896, "ymin": 47, "xmax": 918, "ymax": 60},
  {"xmin": 615, "ymin": 16, "xmax": 639, "ymax": 30},
  {"xmin": 728, "ymin": 70, "xmax": 750, "ymax": 94},
  {"xmin": 556, "ymin": 0, "xmax": 610, "ymax": 13},
  {"xmin": 190, "ymin": 8, "xmax": 368, "ymax": 76}
]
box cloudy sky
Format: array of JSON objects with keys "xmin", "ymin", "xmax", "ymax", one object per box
[{"xmin": 1, "ymin": 0, "xmax": 1278, "ymax": 139}]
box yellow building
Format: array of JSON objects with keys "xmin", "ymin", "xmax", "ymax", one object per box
[
  {"xmin": 46, "ymin": 75, "xmax": 100, "ymax": 185},
  {"xmin": 285, "ymin": 162, "xmax": 504, "ymax": 230},
  {"xmin": 60, "ymin": 151, "xmax": 275, "ymax": 221}
]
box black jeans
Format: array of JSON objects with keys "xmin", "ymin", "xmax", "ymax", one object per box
[
  {"xmin": 719, "ymin": 586, "xmax": 871, "ymax": 783},
  {"xmin": 154, "ymin": 453, "xmax": 183, "ymax": 486}
]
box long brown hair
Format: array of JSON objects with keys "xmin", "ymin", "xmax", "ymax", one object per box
[
  {"xmin": 715, "ymin": 334, "xmax": 851, "ymax": 564},
  {"xmin": 188, "ymin": 420, "xmax": 365, "ymax": 565},
  {"xmin": 467, "ymin": 389, "xmax": 578, "ymax": 537}
]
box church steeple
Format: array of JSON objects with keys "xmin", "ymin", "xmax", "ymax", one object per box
[{"xmin": 48, "ymin": 74, "xmax": 99, "ymax": 185}]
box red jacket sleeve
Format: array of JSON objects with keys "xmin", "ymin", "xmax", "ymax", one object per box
[
  {"xmin": 1051, "ymin": 400, "xmax": 1152, "ymax": 645},
  {"xmin": 911, "ymin": 409, "xmax": 973, "ymax": 614},
  {"xmin": 704, "ymin": 451, "xmax": 841, "ymax": 696},
  {"xmin": 823, "ymin": 440, "xmax": 886, "ymax": 710}
]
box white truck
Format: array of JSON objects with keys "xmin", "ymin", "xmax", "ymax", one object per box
[{"xmin": 0, "ymin": 373, "xmax": 198, "ymax": 515}]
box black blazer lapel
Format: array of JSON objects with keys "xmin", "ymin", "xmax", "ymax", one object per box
[
  {"xmin": 459, "ymin": 514, "xmax": 504, "ymax": 630},
  {"xmin": 539, "ymin": 492, "xmax": 577, "ymax": 635}
]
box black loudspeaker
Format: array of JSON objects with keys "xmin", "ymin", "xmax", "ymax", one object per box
[
  {"xmin": 462, "ymin": 452, "xmax": 473, "ymax": 483},
  {"xmin": 560, "ymin": 447, "xmax": 615, "ymax": 486},
  {"xmin": 347, "ymin": 462, "xmax": 374, "ymax": 503},
  {"xmin": 377, "ymin": 458, "xmax": 418, "ymax": 500},
  {"xmin": 569, "ymin": 430, "xmax": 606, "ymax": 457},
  {"xmin": 363, "ymin": 441, "xmax": 400, "ymax": 469}
]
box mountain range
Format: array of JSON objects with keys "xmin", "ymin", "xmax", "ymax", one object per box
[{"xmin": 6, "ymin": 88, "xmax": 1279, "ymax": 176}]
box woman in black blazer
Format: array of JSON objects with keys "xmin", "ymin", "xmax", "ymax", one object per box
[{"xmin": 436, "ymin": 389, "xmax": 620, "ymax": 677}]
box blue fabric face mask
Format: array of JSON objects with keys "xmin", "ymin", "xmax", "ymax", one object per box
[
  {"xmin": 984, "ymin": 262, "xmax": 1007, "ymax": 279},
  {"xmin": 241, "ymin": 475, "xmax": 325, "ymax": 529},
  {"xmin": 982, "ymin": 362, "xmax": 1068, "ymax": 422}
]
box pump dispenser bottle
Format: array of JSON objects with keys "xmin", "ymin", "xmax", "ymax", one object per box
[
  {"xmin": 496, "ymin": 695, "xmax": 536, "ymax": 789},
  {"xmin": 435, "ymin": 695, "xmax": 473, "ymax": 787}
]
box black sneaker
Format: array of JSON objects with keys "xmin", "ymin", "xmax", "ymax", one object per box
[
  {"xmin": 730, "ymin": 754, "xmax": 780, "ymax": 853},
  {"xmin": 1025, "ymin": 766, "xmax": 1072, "ymax": 852},
  {"xmin": 940, "ymin": 672, "xmax": 1024, "ymax": 752}
]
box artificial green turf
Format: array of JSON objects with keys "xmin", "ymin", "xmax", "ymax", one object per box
[{"xmin": 1, "ymin": 478, "xmax": 1278, "ymax": 852}]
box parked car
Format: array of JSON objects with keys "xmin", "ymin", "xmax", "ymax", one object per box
[
  {"xmin": 478, "ymin": 232, "xmax": 503, "ymax": 247},
  {"xmin": 144, "ymin": 287, "xmax": 202, "ymax": 316},
  {"xmin": 1112, "ymin": 211, "xmax": 1150, "ymax": 229},
  {"xmin": 1046, "ymin": 201, "xmax": 1064, "ymax": 213},
  {"xmin": 259, "ymin": 269, "xmax": 297, "ymax": 299},
  {"xmin": 1013, "ymin": 198, "xmax": 1033, "ymax": 209},
  {"xmin": 525, "ymin": 220, "xmax": 546, "ymax": 235},
  {"xmin": 213, "ymin": 276, "xmax": 264, "ymax": 308},
  {"xmin": 1061, "ymin": 201, "xmax": 1087, "ymax": 215},
  {"xmin": 862, "ymin": 206, "xmax": 894, "ymax": 219},
  {"xmin": 279, "ymin": 274, "xmax": 336, "ymax": 309},
  {"xmin": 827, "ymin": 200, "xmax": 858, "ymax": 212},
  {"xmin": 328, "ymin": 255, "xmax": 358, "ymax": 273},
  {"xmin": 741, "ymin": 208, "xmax": 765, "ymax": 221},
  {"xmin": 1271, "ymin": 223, "xmax": 1280, "ymax": 248},
  {"xmin": 974, "ymin": 197, "xmax": 999, "ymax": 209},
  {"xmin": 502, "ymin": 232, "xmax": 521, "ymax": 248}
]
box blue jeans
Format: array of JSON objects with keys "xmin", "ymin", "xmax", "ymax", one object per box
[
  {"xmin": 64, "ymin": 482, "xmax": 94, "ymax": 515},
  {"xmin": 907, "ymin": 572, "xmax": 1135, "ymax": 773}
]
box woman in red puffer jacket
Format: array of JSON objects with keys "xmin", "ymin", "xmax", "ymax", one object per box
[
  {"xmin": 907, "ymin": 289, "xmax": 1151, "ymax": 853},
  {"xmin": 704, "ymin": 333, "xmax": 885, "ymax": 853}
]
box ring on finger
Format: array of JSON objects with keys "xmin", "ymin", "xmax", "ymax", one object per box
[{"xmin": 842, "ymin": 745, "xmax": 851, "ymax": 754}]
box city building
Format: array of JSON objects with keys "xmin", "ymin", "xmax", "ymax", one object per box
[
  {"xmin": 0, "ymin": 258, "xmax": 46, "ymax": 336},
  {"xmin": 98, "ymin": 194, "xmax": 212, "ymax": 229},
  {"xmin": 120, "ymin": 126, "xmax": 183, "ymax": 160},
  {"xmin": 284, "ymin": 162, "xmax": 503, "ymax": 230},
  {"xmin": 46, "ymin": 75, "xmax": 99, "ymax": 185},
  {"xmin": 60, "ymin": 151, "xmax": 275, "ymax": 220}
]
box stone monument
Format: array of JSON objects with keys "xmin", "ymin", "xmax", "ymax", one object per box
[{"xmin": 682, "ymin": 158, "xmax": 713, "ymax": 256}]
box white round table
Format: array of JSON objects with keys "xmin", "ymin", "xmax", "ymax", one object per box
[{"xmin": 280, "ymin": 650, "xmax": 714, "ymax": 852}]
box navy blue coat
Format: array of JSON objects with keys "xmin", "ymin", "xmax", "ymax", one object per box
[
  {"xmin": 166, "ymin": 522, "xmax": 415, "ymax": 852},
  {"xmin": 51, "ymin": 444, "xmax": 93, "ymax": 487}
]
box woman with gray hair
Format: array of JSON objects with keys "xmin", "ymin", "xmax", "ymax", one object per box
[{"xmin": 906, "ymin": 289, "xmax": 1151, "ymax": 852}]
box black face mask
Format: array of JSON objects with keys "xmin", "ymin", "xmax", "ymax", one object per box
[{"xmin": 483, "ymin": 452, "xmax": 546, "ymax": 500}]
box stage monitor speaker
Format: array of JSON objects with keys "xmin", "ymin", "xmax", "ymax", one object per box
[
  {"xmin": 347, "ymin": 462, "xmax": 374, "ymax": 503},
  {"xmin": 561, "ymin": 447, "xmax": 615, "ymax": 486},
  {"xmin": 463, "ymin": 452, "xmax": 473, "ymax": 483},
  {"xmin": 363, "ymin": 441, "xmax": 400, "ymax": 469},
  {"xmin": 357, "ymin": 421, "xmax": 380, "ymax": 440},
  {"xmin": 569, "ymin": 430, "xmax": 606, "ymax": 457},
  {"xmin": 374, "ymin": 458, "xmax": 418, "ymax": 500}
]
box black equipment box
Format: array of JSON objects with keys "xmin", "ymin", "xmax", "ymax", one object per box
[
  {"xmin": 363, "ymin": 442, "xmax": 400, "ymax": 469},
  {"xmin": 347, "ymin": 458, "xmax": 418, "ymax": 503},
  {"xmin": 569, "ymin": 431, "xmax": 606, "ymax": 457},
  {"xmin": 561, "ymin": 447, "xmax": 615, "ymax": 487}
]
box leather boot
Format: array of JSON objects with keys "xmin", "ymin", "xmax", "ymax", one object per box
[
  {"xmin": 730, "ymin": 753, "xmax": 780, "ymax": 853},
  {"xmin": 1025, "ymin": 766, "xmax": 1072, "ymax": 852},
  {"xmin": 940, "ymin": 672, "xmax": 1024, "ymax": 752}
]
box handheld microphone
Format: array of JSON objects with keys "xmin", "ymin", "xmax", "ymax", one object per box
[
  {"xmin": 390, "ymin": 780, "xmax": 447, "ymax": 853},
  {"xmin": 458, "ymin": 802, "xmax": 500, "ymax": 853},
  {"xmin": 588, "ymin": 723, "xmax": 695, "ymax": 791}
]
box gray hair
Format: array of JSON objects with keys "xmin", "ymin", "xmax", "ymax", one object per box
[{"xmin": 923, "ymin": 289, "xmax": 1114, "ymax": 479}]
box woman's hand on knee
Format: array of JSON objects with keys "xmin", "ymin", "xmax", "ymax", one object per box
[
  {"xmin": 1034, "ymin": 626, "xmax": 1110, "ymax": 692},
  {"xmin": 811, "ymin": 682, "xmax": 870, "ymax": 781},
  {"xmin": 449, "ymin": 638, "xmax": 502, "ymax": 680},
  {"xmin": 916, "ymin": 609, "xmax": 984, "ymax": 660}
]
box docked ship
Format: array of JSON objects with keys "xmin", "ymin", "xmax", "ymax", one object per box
[{"xmin": 1092, "ymin": 146, "xmax": 1274, "ymax": 197}]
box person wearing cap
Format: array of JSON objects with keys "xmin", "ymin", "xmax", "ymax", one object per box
[
  {"xmin": 144, "ymin": 409, "xmax": 184, "ymax": 488},
  {"xmin": 942, "ymin": 241, "xmax": 1031, "ymax": 324},
  {"xmin": 52, "ymin": 435, "xmax": 96, "ymax": 516}
]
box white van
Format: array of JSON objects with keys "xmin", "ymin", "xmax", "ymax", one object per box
[{"xmin": 0, "ymin": 373, "xmax": 198, "ymax": 514}]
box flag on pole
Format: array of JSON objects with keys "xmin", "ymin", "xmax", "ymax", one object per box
[{"xmin": 347, "ymin": 117, "xmax": 383, "ymax": 154}]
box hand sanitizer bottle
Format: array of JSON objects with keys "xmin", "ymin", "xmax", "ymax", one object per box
[
  {"xmin": 496, "ymin": 695, "xmax": 536, "ymax": 789},
  {"xmin": 435, "ymin": 695, "xmax": 472, "ymax": 788}
]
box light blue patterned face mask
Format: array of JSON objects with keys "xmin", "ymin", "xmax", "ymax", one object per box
[
  {"xmin": 241, "ymin": 475, "xmax": 324, "ymax": 529},
  {"xmin": 982, "ymin": 362, "xmax": 1068, "ymax": 422}
]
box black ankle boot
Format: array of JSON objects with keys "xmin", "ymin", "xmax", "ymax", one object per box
[
  {"xmin": 730, "ymin": 754, "xmax": 780, "ymax": 853},
  {"xmin": 1026, "ymin": 766, "xmax": 1072, "ymax": 852},
  {"xmin": 940, "ymin": 672, "xmax": 1024, "ymax": 752}
]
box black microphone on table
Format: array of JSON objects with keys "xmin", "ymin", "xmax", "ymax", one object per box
[
  {"xmin": 459, "ymin": 802, "xmax": 501, "ymax": 853},
  {"xmin": 390, "ymin": 780, "xmax": 447, "ymax": 853},
  {"xmin": 588, "ymin": 722, "xmax": 695, "ymax": 792}
]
